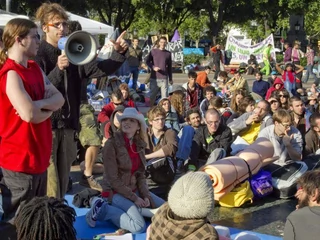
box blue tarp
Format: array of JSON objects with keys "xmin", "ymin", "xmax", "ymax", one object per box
[{"xmin": 183, "ymin": 48, "xmax": 205, "ymax": 55}]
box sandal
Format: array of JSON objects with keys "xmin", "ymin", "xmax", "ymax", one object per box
[{"xmin": 93, "ymin": 229, "xmax": 130, "ymax": 239}]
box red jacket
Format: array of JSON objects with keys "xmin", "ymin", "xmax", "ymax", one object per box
[
  {"xmin": 98, "ymin": 101, "xmax": 133, "ymax": 124},
  {"xmin": 0, "ymin": 59, "xmax": 52, "ymax": 174},
  {"xmin": 98, "ymin": 102, "xmax": 115, "ymax": 123},
  {"xmin": 266, "ymin": 77, "xmax": 284, "ymax": 100}
]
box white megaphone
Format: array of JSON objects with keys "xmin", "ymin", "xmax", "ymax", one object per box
[{"xmin": 58, "ymin": 31, "xmax": 97, "ymax": 65}]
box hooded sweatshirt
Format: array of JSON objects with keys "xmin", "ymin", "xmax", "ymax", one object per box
[
  {"xmin": 266, "ymin": 77, "xmax": 284, "ymax": 100},
  {"xmin": 149, "ymin": 203, "xmax": 219, "ymax": 240}
]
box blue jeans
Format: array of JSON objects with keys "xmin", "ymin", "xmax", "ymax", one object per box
[
  {"xmin": 176, "ymin": 126, "xmax": 195, "ymax": 160},
  {"xmin": 126, "ymin": 66, "xmax": 139, "ymax": 90},
  {"xmin": 96, "ymin": 192, "xmax": 164, "ymax": 233},
  {"xmin": 284, "ymin": 80, "xmax": 296, "ymax": 96},
  {"xmin": 304, "ymin": 64, "xmax": 318, "ymax": 83}
]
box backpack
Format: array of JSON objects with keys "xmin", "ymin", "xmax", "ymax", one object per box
[
  {"xmin": 250, "ymin": 170, "xmax": 273, "ymax": 199},
  {"xmin": 303, "ymin": 154, "xmax": 320, "ymax": 170},
  {"xmin": 264, "ymin": 161, "xmax": 308, "ymax": 199}
]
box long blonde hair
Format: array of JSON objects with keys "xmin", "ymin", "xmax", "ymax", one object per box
[
  {"xmin": 230, "ymin": 89, "xmax": 246, "ymax": 112},
  {"xmin": 0, "ymin": 18, "xmax": 37, "ymax": 68},
  {"xmin": 170, "ymin": 91, "xmax": 185, "ymax": 117}
]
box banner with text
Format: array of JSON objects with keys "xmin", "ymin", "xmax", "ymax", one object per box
[
  {"xmin": 225, "ymin": 34, "xmax": 275, "ymax": 64},
  {"xmin": 142, "ymin": 40, "xmax": 183, "ymax": 65}
]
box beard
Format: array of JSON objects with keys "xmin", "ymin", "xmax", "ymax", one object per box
[{"xmin": 297, "ymin": 194, "xmax": 310, "ymax": 209}]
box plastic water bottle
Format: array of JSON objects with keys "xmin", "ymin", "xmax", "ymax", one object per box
[{"xmin": 87, "ymin": 83, "xmax": 96, "ymax": 95}]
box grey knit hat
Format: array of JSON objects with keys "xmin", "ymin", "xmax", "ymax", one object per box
[{"xmin": 168, "ymin": 172, "xmax": 214, "ymax": 219}]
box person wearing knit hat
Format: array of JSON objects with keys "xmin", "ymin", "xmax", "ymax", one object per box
[
  {"xmin": 85, "ymin": 107, "xmax": 165, "ymax": 233},
  {"xmin": 168, "ymin": 171, "xmax": 214, "ymax": 219},
  {"xmin": 147, "ymin": 172, "xmax": 219, "ymax": 240}
]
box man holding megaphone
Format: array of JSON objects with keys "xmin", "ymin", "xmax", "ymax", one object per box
[{"xmin": 35, "ymin": 2, "xmax": 128, "ymax": 199}]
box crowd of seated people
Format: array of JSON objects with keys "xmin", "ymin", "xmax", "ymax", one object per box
[
  {"xmin": 8, "ymin": 65, "xmax": 320, "ymax": 240},
  {"xmin": 77, "ymin": 66, "xmax": 320, "ymax": 238}
]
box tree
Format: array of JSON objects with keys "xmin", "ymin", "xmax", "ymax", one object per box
[
  {"xmin": 85, "ymin": 0, "xmax": 141, "ymax": 32},
  {"xmin": 0, "ymin": 0, "xmax": 88, "ymax": 16},
  {"xmin": 179, "ymin": 13, "xmax": 209, "ymax": 48},
  {"xmin": 129, "ymin": 0, "xmax": 203, "ymax": 36},
  {"xmin": 204, "ymin": 0, "xmax": 256, "ymax": 45}
]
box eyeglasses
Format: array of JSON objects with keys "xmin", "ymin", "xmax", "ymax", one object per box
[
  {"xmin": 47, "ymin": 21, "xmax": 68, "ymax": 29},
  {"xmin": 280, "ymin": 123, "xmax": 291, "ymax": 129},
  {"xmin": 279, "ymin": 94, "xmax": 289, "ymax": 98},
  {"xmin": 113, "ymin": 102, "xmax": 124, "ymax": 106},
  {"xmin": 152, "ymin": 118, "xmax": 165, "ymax": 122}
]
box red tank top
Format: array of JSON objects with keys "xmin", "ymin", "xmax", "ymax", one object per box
[{"xmin": 0, "ymin": 58, "xmax": 52, "ymax": 174}]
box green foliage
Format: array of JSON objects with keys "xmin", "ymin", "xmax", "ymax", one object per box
[
  {"xmin": 183, "ymin": 54, "xmax": 206, "ymax": 65},
  {"xmin": 304, "ymin": 1, "xmax": 320, "ymax": 39},
  {"xmin": 276, "ymin": 53, "xmax": 284, "ymax": 63},
  {"xmin": 179, "ymin": 13, "xmax": 209, "ymax": 43},
  {"xmin": 130, "ymin": 0, "xmax": 202, "ymax": 35},
  {"xmin": 300, "ymin": 57, "xmax": 307, "ymax": 67}
]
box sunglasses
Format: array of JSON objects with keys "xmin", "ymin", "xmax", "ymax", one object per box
[
  {"xmin": 113, "ymin": 102, "xmax": 124, "ymax": 106},
  {"xmin": 270, "ymin": 100, "xmax": 278, "ymax": 104},
  {"xmin": 279, "ymin": 94, "xmax": 289, "ymax": 98},
  {"xmin": 47, "ymin": 21, "xmax": 68, "ymax": 29}
]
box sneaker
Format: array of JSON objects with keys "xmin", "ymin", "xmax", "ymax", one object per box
[
  {"xmin": 86, "ymin": 197, "xmax": 105, "ymax": 228},
  {"xmin": 79, "ymin": 175, "xmax": 102, "ymax": 192}
]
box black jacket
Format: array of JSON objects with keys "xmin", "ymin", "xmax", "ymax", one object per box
[
  {"xmin": 35, "ymin": 41, "xmax": 125, "ymax": 130},
  {"xmin": 189, "ymin": 124, "xmax": 232, "ymax": 167}
]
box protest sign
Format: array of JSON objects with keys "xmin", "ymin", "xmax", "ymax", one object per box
[
  {"xmin": 142, "ymin": 40, "xmax": 183, "ymax": 64},
  {"xmin": 225, "ymin": 34, "xmax": 276, "ymax": 64}
]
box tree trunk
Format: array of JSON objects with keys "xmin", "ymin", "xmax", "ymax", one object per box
[
  {"xmin": 207, "ymin": 0, "xmax": 229, "ymax": 46},
  {"xmin": 212, "ymin": 36, "xmax": 217, "ymax": 46},
  {"xmin": 196, "ymin": 40, "xmax": 199, "ymax": 48},
  {"xmin": 264, "ymin": 17, "xmax": 270, "ymax": 37}
]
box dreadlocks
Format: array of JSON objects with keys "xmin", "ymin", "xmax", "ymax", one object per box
[{"xmin": 15, "ymin": 196, "xmax": 77, "ymax": 240}]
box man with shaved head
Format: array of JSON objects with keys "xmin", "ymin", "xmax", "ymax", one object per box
[{"xmin": 188, "ymin": 108, "xmax": 233, "ymax": 170}]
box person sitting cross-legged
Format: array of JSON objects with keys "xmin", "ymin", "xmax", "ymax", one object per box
[
  {"xmin": 158, "ymin": 97, "xmax": 180, "ymax": 133},
  {"xmin": 258, "ymin": 109, "xmax": 303, "ymax": 166},
  {"xmin": 175, "ymin": 108, "xmax": 203, "ymax": 175},
  {"xmin": 182, "ymin": 70, "xmax": 203, "ymax": 111},
  {"xmin": 188, "ymin": 108, "xmax": 233, "ymax": 170},
  {"xmin": 227, "ymin": 100, "xmax": 273, "ymax": 154},
  {"xmin": 304, "ymin": 112, "xmax": 320, "ymax": 157},
  {"xmin": 86, "ymin": 108, "xmax": 165, "ymax": 233},
  {"xmin": 145, "ymin": 106, "xmax": 178, "ymax": 200},
  {"xmin": 228, "ymin": 100, "xmax": 272, "ymax": 143},
  {"xmin": 146, "ymin": 172, "xmax": 219, "ymax": 240},
  {"xmin": 200, "ymin": 85, "xmax": 217, "ymax": 118}
]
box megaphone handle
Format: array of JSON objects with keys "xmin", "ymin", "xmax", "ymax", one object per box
[{"xmin": 61, "ymin": 60, "xmax": 71, "ymax": 119}]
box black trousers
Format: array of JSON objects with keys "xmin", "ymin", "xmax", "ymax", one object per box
[
  {"xmin": 0, "ymin": 168, "xmax": 47, "ymax": 223},
  {"xmin": 214, "ymin": 61, "xmax": 221, "ymax": 80}
]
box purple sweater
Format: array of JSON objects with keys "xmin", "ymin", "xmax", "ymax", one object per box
[
  {"xmin": 146, "ymin": 48, "xmax": 172, "ymax": 81},
  {"xmin": 284, "ymin": 47, "xmax": 292, "ymax": 62}
]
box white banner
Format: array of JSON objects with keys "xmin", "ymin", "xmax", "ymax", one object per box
[{"xmin": 225, "ymin": 34, "xmax": 275, "ymax": 64}]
